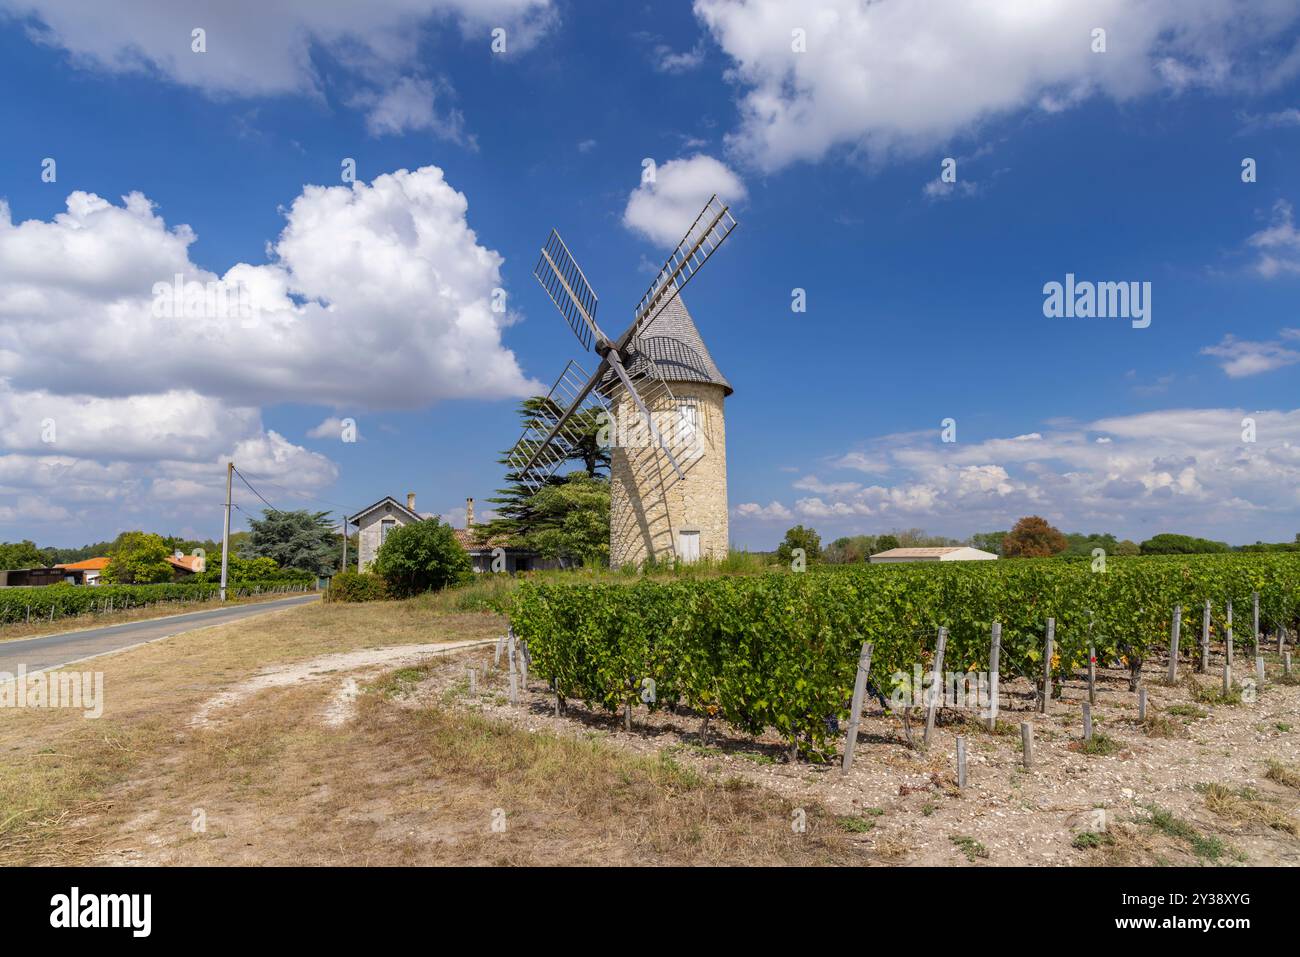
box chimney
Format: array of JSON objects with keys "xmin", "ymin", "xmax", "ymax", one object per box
[
  {"xmin": 406, "ymin": 492, "xmax": 416, "ymax": 511},
  {"xmin": 466, "ymin": 497, "xmax": 475, "ymax": 528}
]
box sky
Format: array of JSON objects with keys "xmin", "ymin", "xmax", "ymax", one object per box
[{"xmin": 0, "ymin": 0, "xmax": 1299, "ymax": 551}]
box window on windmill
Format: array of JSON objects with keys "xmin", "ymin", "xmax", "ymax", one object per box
[{"xmin": 676, "ymin": 401, "xmax": 699, "ymax": 447}]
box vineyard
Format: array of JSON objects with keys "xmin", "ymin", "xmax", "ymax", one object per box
[
  {"xmin": 0, "ymin": 579, "xmax": 316, "ymax": 624},
  {"xmin": 511, "ymin": 554, "xmax": 1300, "ymax": 756}
]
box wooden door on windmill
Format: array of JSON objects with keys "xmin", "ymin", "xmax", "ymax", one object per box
[{"xmin": 678, "ymin": 530, "xmax": 700, "ymax": 563}]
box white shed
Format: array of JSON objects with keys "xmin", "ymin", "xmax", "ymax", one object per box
[{"xmin": 868, "ymin": 546, "xmax": 998, "ymax": 564}]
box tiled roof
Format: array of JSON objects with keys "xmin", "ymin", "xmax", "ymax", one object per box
[
  {"xmin": 453, "ymin": 527, "xmax": 533, "ymax": 552},
  {"xmin": 167, "ymin": 554, "xmax": 203, "ymax": 571},
  {"xmin": 347, "ymin": 496, "xmax": 421, "ymax": 524},
  {"xmin": 55, "ymin": 557, "xmax": 110, "ymax": 570}
]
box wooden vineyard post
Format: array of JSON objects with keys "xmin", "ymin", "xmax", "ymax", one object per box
[
  {"xmin": 1040, "ymin": 618, "xmax": 1055, "ymax": 714},
  {"xmin": 1082, "ymin": 702, "xmax": 1093, "ymax": 742},
  {"xmin": 509, "ymin": 673, "xmax": 519, "ymax": 706},
  {"xmin": 956, "ymin": 736, "xmax": 968, "ymax": 790},
  {"xmin": 987, "ymin": 623, "xmax": 1001, "ymax": 733},
  {"xmin": 1222, "ymin": 657, "xmax": 1232, "ymax": 697},
  {"xmin": 841, "ymin": 641, "xmax": 875, "ymax": 775},
  {"xmin": 1226, "ymin": 601, "xmax": 1234, "ymax": 669},
  {"xmin": 468, "ymin": 668, "xmax": 477, "ymax": 695},
  {"xmin": 1256, "ymin": 656, "xmax": 1265, "ymax": 684},
  {"xmin": 494, "ymin": 633, "xmax": 506, "ymax": 668},
  {"xmin": 1285, "ymin": 652, "xmax": 1293, "ymax": 678},
  {"xmin": 1200, "ymin": 600, "xmax": 1210, "ymax": 673},
  {"xmin": 1252, "ymin": 592, "xmax": 1260, "ymax": 658},
  {"xmin": 1167, "ymin": 604, "xmax": 1181, "ymax": 683},
  {"xmin": 1020, "ymin": 722, "xmax": 1033, "ymax": 770},
  {"xmin": 1138, "ymin": 686, "xmax": 1147, "ymax": 722},
  {"xmin": 1087, "ymin": 640, "xmax": 1097, "ymax": 706},
  {"xmin": 923, "ymin": 626, "xmax": 949, "ymax": 749}
]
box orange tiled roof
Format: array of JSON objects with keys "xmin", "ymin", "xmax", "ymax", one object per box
[
  {"xmin": 55, "ymin": 557, "xmax": 110, "ymax": 570},
  {"xmin": 453, "ymin": 528, "xmax": 514, "ymax": 551}
]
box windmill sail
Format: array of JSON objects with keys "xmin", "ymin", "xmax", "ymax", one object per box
[
  {"xmin": 506, "ymin": 360, "xmax": 609, "ymax": 492},
  {"xmin": 628, "ymin": 194, "xmax": 736, "ymax": 342},
  {"xmin": 534, "ymin": 230, "xmax": 602, "ymax": 351}
]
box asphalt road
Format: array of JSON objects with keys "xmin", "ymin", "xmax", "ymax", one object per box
[{"xmin": 0, "ymin": 593, "xmax": 320, "ymax": 673}]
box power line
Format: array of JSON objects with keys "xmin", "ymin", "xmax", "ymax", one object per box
[
  {"xmin": 232, "ymin": 466, "xmax": 283, "ymax": 514},
  {"xmin": 240, "ymin": 474, "xmax": 358, "ymax": 515}
]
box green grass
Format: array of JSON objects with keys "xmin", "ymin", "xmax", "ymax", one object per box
[
  {"xmin": 1071, "ymin": 831, "xmax": 1115, "ymax": 850},
  {"xmin": 1166, "ymin": 704, "xmax": 1207, "ymax": 718},
  {"xmin": 1185, "ymin": 677, "xmax": 1243, "ymax": 707},
  {"xmin": 1144, "ymin": 804, "xmax": 1230, "ymax": 861},
  {"xmin": 950, "ymin": 835, "xmax": 988, "ymax": 862},
  {"xmin": 836, "ymin": 815, "xmax": 876, "ymax": 833},
  {"xmin": 1073, "ymin": 732, "xmax": 1122, "ymax": 756}
]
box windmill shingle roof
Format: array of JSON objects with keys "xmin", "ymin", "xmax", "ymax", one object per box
[{"xmin": 603, "ymin": 291, "xmax": 732, "ymax": 396}]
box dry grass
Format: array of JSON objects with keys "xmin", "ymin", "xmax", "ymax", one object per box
[
  {"xmin": 1142, "ymin": 714, "xmax": 1187, "ymax": 738},
  {"xmin": 0, "ymin": 600, "xmax": 502, "ymax": 864},
  {"xmin": 1198, "ymin": 783, "xmax": 1299, "ymax": 836},
  {"xmin": 1265, "ymin": 760, "xmax": 1300, "ymax": 791},
  {"xmin": 0, "ymin": 597, "xmax": 850, "ymax": 866}
]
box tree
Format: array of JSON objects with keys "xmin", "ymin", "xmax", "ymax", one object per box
[
  {"xmin": 968, "ymin": 532, "xmax": 1007, "ymax": 557},
  {"xmin": 0, "ymin": 540, "xmax": 46, "ymax": 570},
  {"xmin": 1002, "ymin": 516, "xmax": 1068, "ymax": 558},
  {"xmin": 479, "ymin": 397, "xmax": 610, "ymax": 552},
  {"xmin": 1139, "ymin": 533, "xmax": 1230, "ymax": 555},
  {"xmin": 824, "ymin": 535, "xmax": 875, "ymax": 563},
  {"xmin": 372, "ymin": 519, "xmax": 472, "ymax": 597},
  {"xmin": 776, "ymin": 525, "xmax": 821, "ymax": 565},
  {"xmin": 103, "ymin": 531, "xmax": 174, "ymax": 583},
  {"xmin": 523, "ymin": 473, "xmax": 610, "ymax": 566},
  {"xmin": 873, "ymin": 534, "xmax": 900, "ymax": 554},
  {"xmin": 242, "ymin": 509, "xmax": 338, "ymax": 574}
]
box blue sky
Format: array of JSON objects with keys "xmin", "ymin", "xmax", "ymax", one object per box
[{"xmin": 1, "ymin": 0, "xmax": 1299, "ymax": 550}]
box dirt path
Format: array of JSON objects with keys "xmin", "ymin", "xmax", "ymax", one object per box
[{"xmin": 188, "ymin": 638, "xmax": 496, "ymax": 729}]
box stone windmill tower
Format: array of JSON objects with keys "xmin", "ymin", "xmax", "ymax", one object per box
[{"xmin": 507, "ymin": 196, "xmax": 738, "ymax": 569}]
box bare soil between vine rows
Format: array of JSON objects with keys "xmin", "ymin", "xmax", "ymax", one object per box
[{"xmin": 418, "ymin": 644, "xmax": 1300, "ymax": 867}]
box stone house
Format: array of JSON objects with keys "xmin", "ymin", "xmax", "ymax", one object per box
[{"xmin": 348, "ymin": 493, "xmax": 424, "ymax": 571}]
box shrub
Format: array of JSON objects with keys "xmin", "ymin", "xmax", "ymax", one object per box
[
  {"xmin": 371, "ymin": 519, "xmax": 471, "ymax": 598},
  {"xmin": 325, "ymin": 571, "xmax": 388, "ymax": 603}
]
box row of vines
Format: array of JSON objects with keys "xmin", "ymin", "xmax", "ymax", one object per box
[
  {"xmin": 0, "ymin": 580, "xmax": 316, "ymax": 623},
  {"xmin": 510, "ymin": 554, "xmax": 1300, "ymax": 756}
]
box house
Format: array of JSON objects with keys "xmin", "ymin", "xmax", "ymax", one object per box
[
  {"xmin": 868, "ymin": 546, "xmax": 998, "ymax": 564},
  {"xmin": 347, "ymin": 493, "xmax": 424, "ymax": 570},
  {"xmin": 55, "ymin": 556, "xmax": 110, "ymax": 585},
  {"xmin": 0, "ymin": 565, "xmax": 87, "ymax": 587},
  {"xmin": 452, "ymin": 497, "xmax": 558, "ymax": 574},
  {"xmin": 166, "ymin": 552, "xmax": 203, "ymax": 577},
  {"xmin": 348, "ymin": 493, "xmax": 557, "ymax": 574}
]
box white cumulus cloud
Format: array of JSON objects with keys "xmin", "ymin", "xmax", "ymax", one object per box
[
  {"xmin": 693, "ymin": 0, "xmax": 1300, "ymax": 171},
  {"xmin": 623, "ymin": 155, "xmax": 746, "ymax": 247}
]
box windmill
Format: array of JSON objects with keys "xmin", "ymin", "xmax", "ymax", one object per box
[{"xmin": 507, "ymin": 195, "xmax": 738, "ymax": 568}]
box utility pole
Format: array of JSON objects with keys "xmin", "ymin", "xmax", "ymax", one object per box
[{"xmin": 220, "ymin": 461, "xmax": 233, "ymax": 602}]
